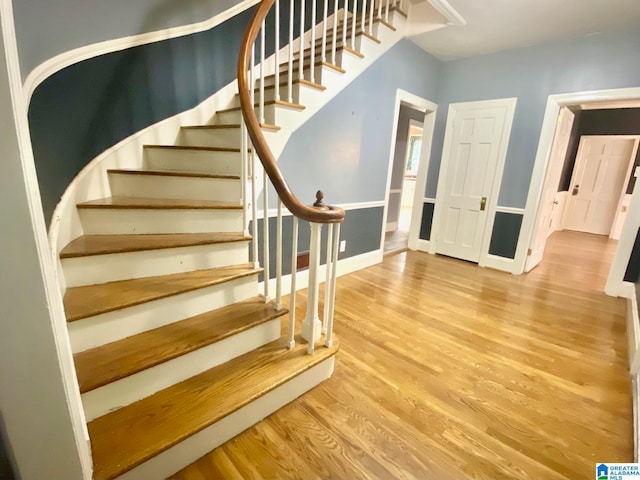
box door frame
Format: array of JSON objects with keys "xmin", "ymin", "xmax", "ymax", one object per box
[
  {"xmin": 429, "ymin": 97, "xmax": 518, "ymax": 269},
  {"xmin": 519, "ymin": 87, "xmax": 640, "ymax": 288},
  {"xmin": 380, "ymin": 89, "xmax": 438, "ymax": 253},
  {"xmin": 563, "ymin": 134, "xmax": 640, "ymax": 236}
]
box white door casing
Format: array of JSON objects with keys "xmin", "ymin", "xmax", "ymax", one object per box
[
  {"xmin": 431, "ymin": 98, "xmax": 517, "ymax": 264},
  {"xmin": 525, "ymin": 107, "xmax": 575, "ymax": 272},
  {"xmin": 563, "ymin": 135, "xmax": 638, "ymax": 235}
]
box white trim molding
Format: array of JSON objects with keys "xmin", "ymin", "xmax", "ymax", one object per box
[
  {"xmin": 426, "ymin": 0, "xmax": 467, "ymax": 26},
  {"xmin": 422, "ymin": 197, "xmax": 436, "ymax": 203},
  {"xmin": 518, "ymin": 87, "xmax": 640, "ymax": 287},
  {"xmin": 23, "ymin": 0, "xmax": 260, "ymax": 103},
  {"xmin": 494, "ymin": 206, "xmax": 525, "ymax": 215}
]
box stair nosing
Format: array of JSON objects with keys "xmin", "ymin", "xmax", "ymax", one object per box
[
  {"xmin": 60, "ymin": 233, "xmax": 252, "ymax": 259},
  {"xmin": 64, "ymin": 264, "xmax": 261, "ymax": 322},
  {"xmin": 144, "ymin": 144, "xmax": 241, "ymax": 152},
  {"xmin": 107, "ymin": 169, "xmax": 240, "ymax": 180},
  {"xmin": 77, "ymin": 197, "xmax": 243, "ymax": 210},
  {"xmin": 217, "ymin": 99, "xmax": 306, "ymax": 114},
  {"xmin": 89, "ymin": 336, "xmax": 339, "ymax": 480},
  {"xmin": 75, "ymin": 296, "xmax": 287, "ymax": 393}
]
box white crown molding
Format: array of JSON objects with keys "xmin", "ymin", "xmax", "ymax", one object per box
[
  {"xmin": 426, "ymin": 0, "xmax": 466, "ymax": 26},
  {"xmin": 22, "ymin": 0, "xmax": 260, "ymax": 104}
]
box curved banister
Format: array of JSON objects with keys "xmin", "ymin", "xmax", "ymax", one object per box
[{"xmin": 237, "ymin": 0, "xmax": 345, "ymax": 224}]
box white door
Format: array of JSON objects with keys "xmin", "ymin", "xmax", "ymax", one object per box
[
  {"xmin": 434, "ymin": 101, "xmax": 515, "ymax": 263},
  {"xmin": 564, "ymin": 136, "xmax": 637, "ymax": 235},
  {"xmin": 525, "ymin": 107, "xmax": 575, "ymax": 272}
]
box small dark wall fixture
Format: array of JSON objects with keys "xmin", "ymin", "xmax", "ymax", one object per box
[
  {"xmin": 419, "ymin": 202, "xmax": 434, "ymax": 241},
  {"xmin": 488, "ymin": 212, "xmax": 523, "ymax": 260}
]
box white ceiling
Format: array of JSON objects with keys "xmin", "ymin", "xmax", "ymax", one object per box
[{"xmin": 409, "ymin": 0, "xmax": 640, "ymax": 60}]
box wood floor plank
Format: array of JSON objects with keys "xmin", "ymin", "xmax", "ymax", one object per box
[
  {"xmin": 171, "ymin": 231, "xmax": 632, "ymax": 480},
  {"xmin": 60, "ymin": 232, "xmax": 250, "ymax": 258},
  {"xmin": 74, "ymin": 297, "xmax": 286, "ymax": 393},
  {"xmin": 63, "ymin": 264, "xmax": 260, "ymax": 322},
  {"xmin": 89, "ymin": 336, "xmax": 339, "ymax": 480}
]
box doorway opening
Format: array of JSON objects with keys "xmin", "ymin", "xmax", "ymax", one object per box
[
  {"xmin": 525, "ymin": 100, "xmax": 640, "ymax": 294},
  {"xmin": 385, "ymin": 117, "xmax": 424, "ymax": 254}
]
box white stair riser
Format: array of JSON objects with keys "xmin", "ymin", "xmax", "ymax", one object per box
[
  {"xmin": 217, "ymin": 104, "xmax": 303, "ymax": 127},
  {"xmin": 69, "ymin": 275, "xmax": 257, "ymax": 352},
  {"xmin": 62, "ymin": 241, "xmax": 250, "ymax": 287},
  {"xmin": 354, "ymin": 33, "xmax": 381, "ymax": 56},
  {"xmin": 232, "ymin": 83, "xmax": 323, "ymax": 110},
  {"xmin": 178, "ymin": 129, "xmax": 241, "ymax": 149},
  {"xmin": 108, "ymin": 173, "xmax": 241, "ymax": 203},
  {"xmin": 116, "ymin": 356, "xmax": 335, "ymax": 480},
  {"xmin": 145, "ymin": 147, "xmax": 241, "ymax": 175},
  {"xmin": 78, "ymin": 208, "xmax": 243, "ymax": 234},
  {"xmin": 334, "ymin": 49, "xmax": 363, "ymax": 71},
  {"xmin": 82, "ymin": 318, "xmax": 281, "ymax": 422}
]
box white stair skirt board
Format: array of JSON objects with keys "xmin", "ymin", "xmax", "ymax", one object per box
[
  {"xmin": 62, "ymin": 241, "xmax": 250, "ymax": 287},
  {"xmin": 78, "ymin": 207, "xmax": 243, "ymax": 234},
  {"xmin": 144, "ymin": 146, "xmax": 242, "ymax": 175},
  {"xmin": 334, "ymin": 49, "xmax": 364, "ymax": 71},
  {"xmin": 108, "ymin": 171, "xmax": 241, "ymax": 203},
  {"xmin": 116, "ymin": 356, "xmax": 335, "ymax": 480},
  {"xmin": 68, "ymin": 275, "xmax": 257, "ymax": 352},
  {"xmin": 82, "ymin": 318, "xmax": 281, "ymax": 422}
]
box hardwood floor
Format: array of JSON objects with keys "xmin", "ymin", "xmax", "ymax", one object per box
[{"xmin": 171, "ymin": 230, "xmax": 632, "ymax": 480}]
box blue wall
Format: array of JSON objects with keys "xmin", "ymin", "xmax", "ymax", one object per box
[
  {"xmin": 14, "ymin": 0, "xmax": 247, "ymax": 80},
  {"xmin": 276, "ymin": 40, "xmax": 441, "ymax": 206},
  {"xmin": 29, "ymin": 8, "xmax": 254, "ymax": 225},
  {"xmin": 428, "ymin": 26, "xmax": 640, "ymax": 208}
]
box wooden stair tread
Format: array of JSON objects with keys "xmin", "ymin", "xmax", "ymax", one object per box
[
  {"xmin": 75, "ymin": 297, "xmax": 287, "ymax": 393},
  {"xmin": 77, "ymin": 196, "xmax": 243, "ymax": 210},
  {"xmin": 246, "ymin": 78, "xmax": 327, "ymax": 93},
  {"xmin": 107, "ymin": 169, "xmax": 239, "ymax": 180},
  {"xmin": 60, "ymin": 233, "xmax": 251, "ymax": 258},
  {"xmin": 278, "ymin": 58, "xmax": 346, "ymax": 74},
  {"xmin": 64, "ymin": 264, "xmax": 260, "ymax": 322},
  {"xmin": 89, "ymin": 335, "xmax": 339, "ymax": 480},
  {"xmin": 218, "ymin": 99, "xmax": 306, "ymax": 114},
  {"xmin": 299, "ymin": 44, "xmax": 365, "ymax": 59},
  {"xmin": 144, "ymin": 144, "xmax": 241, "ymax": 152}
]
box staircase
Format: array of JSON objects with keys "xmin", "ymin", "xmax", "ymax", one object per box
[{"xmin": 57, "ymin": 2, "xmax": 407, "ymax": 479}]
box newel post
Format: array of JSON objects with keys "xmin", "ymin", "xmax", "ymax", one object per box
[{"xmin": 302, "ymin": 191, "xmax": 328, "ymax": 354}]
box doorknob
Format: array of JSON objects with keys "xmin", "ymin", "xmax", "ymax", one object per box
[
  {"xmin": 572, "ymin": 185, "xmax": 580, "ymax": 196},
  {"xmin": 480, "ymin": 196, "xmax": 487, "ymax": 211}
]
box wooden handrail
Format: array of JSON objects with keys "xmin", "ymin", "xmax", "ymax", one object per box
[{"xmin": 237, "ymin": 0, "xmax": 345, "ymax": 224}]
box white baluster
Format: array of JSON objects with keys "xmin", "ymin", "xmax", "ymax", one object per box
[
  {"xmin": 342, "ymin": 0, "xmax": 349, "ymax": 47},
  {"xmin": 385, "ymin": 0, "xmax": 389, "ymax": 22},
  {"xmin": 260, "ymin": 21, "xmax": 266, "ymax": 125},
  {"xmin": 263, "ymin": 172, "xmax": 270, "ymax": 301},
  {"xmin": 298, "ymin": 0, "xmax": 306, "ymax": 81},
  {"xmin": 275, "ymin": 0, "xmax": 280, "ymax": 101},
  {"xmin": 361, "ymin": 0, "xmax": 367, "ymax": 34},
  {"xmin": 369, "ymin": 0, "xmax": 374, "ymax": 35},
  {"xmin": 288, "ymin": 0, "xmax": 294, "ymax": 103},
  {"xmin": 325, "ymin": 223, "xmax": 340, "ymax": 348},
  {"xmin": 288, "ymin": 217, "xmax": 298, "ymax": 349},
  {"xmin": 250, "ymin": 48, "xmax": 259, "ymax": 269},
  {"xmin": 276, "ymin": 199, "xmax": 283, "ymax": 309},
  {"xmin": 240, "ymin": 119, "xmax": 248, "ymax": 238},
  {"xmin": 310, "ymin": 0, "xmax": 317, "ymax": 83},
  {"xmin": 321, "ymin": 0, "xmax": 328, "ymax": 62},
  {"xmin": 323, "ymin": 223, "xmax": 334, "ymax": 334},
  {"xmin": 302, "ymin": 222, "xmax": 323, "ymax": 354},
  {"xmin": 351, "ymin": 0, "xmax": 357, "ymax": 49},
  {"xmin": 377, "ymin": 0, "xmax": 382, "ymax": 21},
  {"xmin": 331, "ymin": 0, "xmax": 338, "ymax": 65}
]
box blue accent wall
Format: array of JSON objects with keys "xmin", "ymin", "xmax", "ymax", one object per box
[
  {"xmin": 14, "ymin": 0, "xmax": 248, "ymax": 79},
  {"xmin": 428, "ymin": 26, "xmax": 640, "ymax": 208},
  {"xmin": 276, "ymin": 40, "xmax": 441, "ymax": 206},
  {"xmin": 29, "ymin": 8, "xmax": 254, "ymax": 225}
]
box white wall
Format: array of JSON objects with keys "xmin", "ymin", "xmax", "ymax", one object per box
[{"xmin": 0, "ymin": 2, "xmax": 88, "ymax": 478}]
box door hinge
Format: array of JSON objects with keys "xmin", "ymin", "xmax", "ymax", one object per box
[{"xmin": 527, "ymin": 248, "xmax": 532, "ymax": 256}]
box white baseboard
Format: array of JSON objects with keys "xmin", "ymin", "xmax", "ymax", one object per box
[
  {"xmin": 261, "ymin": 249, "xmax": 383, "ymax": 297},
  {"xmin": 413, "ymin": 239, "xmax": 430, "ymax": 252},
  {"xmin": 481, "ymin": 254, "xmax": 518, "ymax": 274}
]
